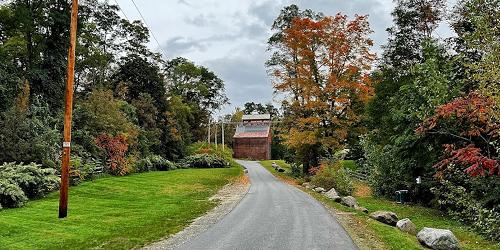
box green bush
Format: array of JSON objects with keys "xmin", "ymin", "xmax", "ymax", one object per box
[
  {"xmin": 310, "ymin": 161, "xmax": 354, "ymax": 196},
  {"xmin": 0, "ymin": 162, "xmax": 59, "ymax": 199},
  {"xmin": 0, "ymin": 179, "xmax": 27, "ymax": 208},
  {"xmin": 432, "ymin": 169, "xmax": 500, "ymax": 241},
  {"xmin": 134, "ymin": 155, "xmax": 177, "ymax": 172},
  {"xmin": 180, "ymin": 154, "xmax": 228, "ymax": 168},
  {"xmin": 187, "ymin": 142, "xmax": 233, "ymax": 162},
  {"xmin": 69, "ymin": 156, "xmax": 101, "ymax": 185}
]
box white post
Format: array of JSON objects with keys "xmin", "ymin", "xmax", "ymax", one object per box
[
  {"xmin": 208, "ymin": 121, "xmax": 211, "ymax": 144},
  {"xmin": 215, "ymin": 121, "xmax": 218, "ymax": 148},
  {"xmin": 221, "ymin": 119, "xmax": 225, "ymax": 150}
]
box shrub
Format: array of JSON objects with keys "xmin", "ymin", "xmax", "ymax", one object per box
[
  {"xmin": 69, "ymin": 156, "xmax": 101, "ymax": 185},
  {"xmin": 95, "ymin": 134, "xmax": 129, "ymax": 176},
  {"xmin": 0, "ymin": 162, "xmax": 59, "ymax": 199},
  {"xmin": 134, "ymin": 155, "xmax": 177, "ymax": 172},
  {"xmin": 187, "ymin": 142, "xmax": 233, "ymax": 162},
  {"xmin": 310, "ymin": 161, "xmax": 354, "ymax": 196},
  {"xmin": 432, "ymin": 168, "xmax": 500, "ymax": 241},
  {"xmin": 0, "ymin": 179, "xmax": 27, "ymax": 208},
  {"xmin": 180, "ymin": 154, "xmax": 228, "ymax": 168}
]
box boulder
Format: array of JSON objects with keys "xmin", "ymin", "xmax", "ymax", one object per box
[
  {"xmin": 396, "ymin": 218, "xmax": 417, "ymax": 235},
  {"xmin": 313, "ymin": 187, "xmax": 326, "ymax": 193},
  {"xmin": 324, "ymin": 188, "xmax": 341, "ymax": 202},
  {"xmin": 417, "ymin": 227, "xmax": 460, "ymax": 250},
  {"xmin": 340, "ymin": 196, "xmax": 358, "ymax": 208},
  {"xmin": 355, "ymin": 206, "xmax": 368, "ymax": 213},
  {"xmin": 369, "ymin": 211, "xmax": 398, "ymax": 226},
  {"xmin": 277, "ymin": 168, "xmax": 285, "ymax": 172},
  {"xmin": 302, "ymin": 182, "xmax": 312, "ymax": 189}
]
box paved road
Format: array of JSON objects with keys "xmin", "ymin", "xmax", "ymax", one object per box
[{"xmin": 176, "ymin": 160, "xmax": 357, "ymax": 250}]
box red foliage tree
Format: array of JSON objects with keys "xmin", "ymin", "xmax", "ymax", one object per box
[
  {"xmin": 418, "ymin": 91, "xmax": 499, "ymax": 177},
  {"xmin": 95, "ymin": 134, "xmax": 129, "ymax": 176}
]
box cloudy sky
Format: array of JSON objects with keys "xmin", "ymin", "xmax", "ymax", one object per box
[{"xmin": 116, "ymin": 0, "xmax": 456, "ymax": 115}]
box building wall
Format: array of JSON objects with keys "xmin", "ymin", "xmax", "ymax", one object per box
[{"xmin": 233, "ymin": 136, "xmax": 271, "ymax": 160}]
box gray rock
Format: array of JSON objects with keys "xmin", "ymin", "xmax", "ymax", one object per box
[
  {"xmin": 302, "ymin": 182, "xmax": 310, "ymax": 187},
  {"xmin": 417, "ymin": 227, "xmax": 460, "ymax": 250},
  {"xmin": 324, "ymin": 188, "xmax": 341, "ymax": 202},
  {"xmin": 340, "ymin": 196, "xmax": 358, "ymax": 208},
  {"xmin": 369, "ymin": 211, "xmax": 399, "ymax": 226},
  {"xmin": 355, "ymin": 206, "xmax": 368, "ymax": 213},
  {"xmin": 313, "ymin": 187, "xmax": 326, "ymax": 193},
  {"xmin": 396, "ymin": 218, "xmax": 417, "ymax": 235}
]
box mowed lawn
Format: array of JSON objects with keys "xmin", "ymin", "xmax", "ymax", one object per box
[{"xmin": 0, "ymin": 167, "xmax": 241, "ymax": 250}]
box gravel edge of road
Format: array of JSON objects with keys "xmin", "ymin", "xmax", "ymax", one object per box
[{"xmin": 142, "ymin": 174, "xmax": 251, "ymax": 250}]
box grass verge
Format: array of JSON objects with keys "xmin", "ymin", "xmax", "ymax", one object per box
[
  {"xmin": 260, "ymin": 160, "xmax": 499, "ymax": 250},
  {"xmin": 0, "ymin": 166, "xmax": 242, "ymax": 250}
]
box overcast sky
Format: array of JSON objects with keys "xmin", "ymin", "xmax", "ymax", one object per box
[{"xmin": 116, "ymin": 0, "xmax": 456, "ymax": 116}]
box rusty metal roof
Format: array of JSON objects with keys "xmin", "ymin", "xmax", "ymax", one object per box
[
  {"xmin": 242, "ymin": 114, "xmax": 271, "ymax": 121},
  {"xmin": 233, "ymin": 121, "xmax": 270, "ymax": 138},
  {"xmin": 233, "ymin": 131, "xmax": 269, "ymax": 138}
]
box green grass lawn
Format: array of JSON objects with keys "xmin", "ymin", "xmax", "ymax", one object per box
[
  {"xmin": 259, "ymin": 160, "xmax": 499, "ymax": 250},
  {"xmin": 0, "ymin": 167, "xmax": 241, "ymax": 250}
]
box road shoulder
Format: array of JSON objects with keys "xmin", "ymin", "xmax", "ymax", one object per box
[{"xmin": 143, "ymin": 174, "xmax": 251, "ymax": 250}]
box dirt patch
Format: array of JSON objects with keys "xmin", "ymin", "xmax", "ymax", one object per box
[{"xmin": 143, "ymin": 174, "xmax": 251, "ymax": 250}]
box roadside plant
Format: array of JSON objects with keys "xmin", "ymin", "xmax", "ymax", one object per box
[
  {"xmin": 310, "ymin": 160, "xmax": 354, "ymax": 195},
  {"xmin": 95, "ymin": 134, "xmax": 129, "ymax": 176}
]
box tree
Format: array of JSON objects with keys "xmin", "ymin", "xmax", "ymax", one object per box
[
  {"xmin": 165, "ymin": 57, "xmax": 229, "ymax": 141},
  {"xmin": 363, "ymin": 0, "xmax": 451, "ymax": 198},
  {"xmin": 242, "ymin": 102, "xmax": 278, "ymax": 117},
  {"xmin": 268, "ymin": 12, "xmax": 375, "ymax": 172}
]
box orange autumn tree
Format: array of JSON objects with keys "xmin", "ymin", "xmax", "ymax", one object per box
[{"xmin": 269, "ymin": 13, "xmax": 375, "ymax": 171}]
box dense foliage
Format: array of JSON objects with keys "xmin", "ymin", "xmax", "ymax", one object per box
[
  {"xmin": 267, "ymin": 5, "xmax": 375, "ymax": 173},
  {"xmin": 269, "ymin": 1, "xmax": 498, "ymax": 240},
  {"xmin": 180, "ymin": 154, "xmax": 229, "ymax": 169},
  {"xmin": 0, "ymin": 162, "xmax": 59, "ymax": 208},
  {"xmin": 0, "ymin": 0, "xmax": 228, "ymax": 174}
]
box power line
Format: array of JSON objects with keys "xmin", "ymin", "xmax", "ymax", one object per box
[
  {"xmin": 129, "ymin": 0, "xmax": 168, "ymax": 59},
  {"xmin": 112, "ymin": 0, "xmax": 131, "ymax": 21}
]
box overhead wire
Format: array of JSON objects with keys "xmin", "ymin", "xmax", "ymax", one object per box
[{"xmin": 128, "ymin": 0, "xmax": 168, "ymax": 59}]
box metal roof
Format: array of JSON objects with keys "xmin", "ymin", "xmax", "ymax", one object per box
[
  {"xmin": 233, "ymin": 121, "xmax": 271, "ymax": 138},
  {"xmin": 241, "ymin": 114, "xmax": 271, "ymax": 121}
]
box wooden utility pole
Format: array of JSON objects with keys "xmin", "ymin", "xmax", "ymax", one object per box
[{"xmin": 59, "ymin": 0, "xmax": 79, "ymax": 219}]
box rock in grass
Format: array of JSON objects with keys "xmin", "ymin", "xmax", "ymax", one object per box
[
  {"xmin": 340, "ymin": 196, "xmax": 359, "ymax": 208},
  {"xmin": 314, "ymin": 187, "xmax": 326, "ymax": 193},
  {"xmin": 355, "ymin": 206, "xmax": 368, "ymax": 213},
  {"xmin": 396, "ymin": 218, "xmax": 417, "ymax": 235},
  {"xmin": 417, "ymin": 227, "xmax": 460, "ymax": 250},
  {"xmin": 369, "ymin": 211, "xmax": 398, "ymax": 226},
  {"xmin": 324, "ymin": 188, "xmax": 341, "ymax": 202}
]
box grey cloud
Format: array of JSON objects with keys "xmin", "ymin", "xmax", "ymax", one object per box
[
  {"xmin": 164, "ymin": 36, "xmax": 208, "ymax": 56},
  {"xmin": 204, "ymin": 44, "xmax": 274, "ymax": 112},
  {"xmin": 184, "ymin": 13, "xmax": 218, "ymax": 27}
]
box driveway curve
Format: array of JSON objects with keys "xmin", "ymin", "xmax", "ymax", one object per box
[{"xmin": 176, "ymin": 160, "xmax": 357, "ymax": 250}]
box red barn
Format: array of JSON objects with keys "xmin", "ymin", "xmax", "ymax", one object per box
[{"xmin": 233, "ymin": 114, "xmax": 272, "ymax": 160}]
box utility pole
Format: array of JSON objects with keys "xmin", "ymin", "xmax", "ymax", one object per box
[
  {"xmin": 207, "ymin": 121, "xmax": 211, "ymax": 144},
  {"xmin": 59, "ymin": 0, "xmax": 79, "ymax": 219},
  {"xmin": 215, "ymin": 121, "xmax": 218, "ymax": 148},
  {"xmin": 221, "ymin": 119, "xmax": 225, "ymax": 150}
]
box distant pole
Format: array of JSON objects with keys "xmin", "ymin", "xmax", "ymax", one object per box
[
  {"xmin": 221, "ymin": 119, "xmax": 225, "ymax": 150},
  {"xmin": 59, "ymin": 0, "xmax": 79, "ymax": 219},
  {"xmin": 215, "ymin": 121, "xmax": 218, "ymax": 149},
  {"xmin": 208, "ymin": 121, "xmax": 211, "ymax": 144}
]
